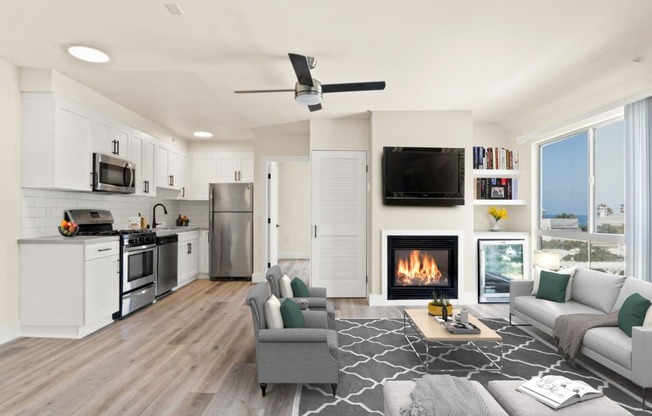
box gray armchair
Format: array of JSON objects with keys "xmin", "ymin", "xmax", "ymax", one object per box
[
  {"xmin": 245, "ymin": 282, "xmax": 339, "ymax": 396},
  {"xmin": 265, "ymin": 265, "xmax": 335, "ymax": 328}
]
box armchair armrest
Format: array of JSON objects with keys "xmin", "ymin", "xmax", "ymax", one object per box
[
  {"xmin": 280, "ymin": 297, "xmax": 328, "ymax": 309},
  {"xmin": 302, "ymin": 310, "xmax": 329, "ymax": 329},
  {"xmin": 258, "ymin": 328, "xmax": 330, "ymax": 343},
  {"xmin": 632, "ymin": 326, "xmax": 652, "ymax": 388},
  {"xmin": 308, "ymin": 287, "xmax": 327, "ymax": 298}
]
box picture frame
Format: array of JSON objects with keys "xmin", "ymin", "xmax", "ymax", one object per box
[{"xmin": 490, "ymin": 185, "xmax": 507, "ymax": 199}]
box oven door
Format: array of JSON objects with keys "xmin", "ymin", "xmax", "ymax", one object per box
[
  {"xmin": 93, "ymin": 153, "xmax": 136, "ymax": 194},
  {"xmin": 122, "ymin": 244, "xmax": 157, "ymax": 292}
]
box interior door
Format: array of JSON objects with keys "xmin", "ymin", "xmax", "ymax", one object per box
[
  {"xmin": 311, "ymin": 150, "xmax": 367, "ymax": 297},
  {"xmin": 268, "ymin": 162, "xmax": 279, "ymax": 267}
]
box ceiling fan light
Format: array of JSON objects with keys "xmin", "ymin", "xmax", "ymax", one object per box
[
  {"xmin": 67, "ymin": 45, "xmax": 110, "ymax": 63},
  {"xmin": 295, "ymin": 91, "xmax": 322, "ymax": 106}
]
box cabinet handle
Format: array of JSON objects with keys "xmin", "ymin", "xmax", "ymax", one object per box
[
  {"xmin": 314, "ymin": 225, "xmax": 317, "ymax": 238},
  {"xmin": 238, "ymin": 171, "xmax": 241, "ymax": 181},
  {"xmin": 116, "ymin": 140, "xmax": 120, "ymax": 155},
  {"xmin": 187, "ymin": 243, "xmax": 191, "ymax": 254},
  {"xmin": 168, "ymin": 175, "xmax": 173, "ymax": 186},
  {"xmin": 172, "ymin": 175, "xmax": 175, "ymax": 186},
  {"xmin": 182, "ymin": 187, "xmax": 185, "ymax": 198},
  {"xmin": 116, "ymin": 259, "xmax": 120, "ymax": 273},
  {"xmin": 98, "ymin": 248, "xmax": 112, "ymax": 252},
  {"xmin": 234, "ymin": 171, "xmax": 237, "ymax": 181},
  {"xmin": 143, "ymin": 180, "xmax": 148, "ymax": 193}
]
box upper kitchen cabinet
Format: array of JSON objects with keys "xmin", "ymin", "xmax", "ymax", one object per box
[
  {"xmin": 91, "ymin": 114, "xmax": 131, "ymax": 161},
  {"xmin": 216, "ymin": 152, "xmax": 254, "ymax": 183},
  {"xmin": 155, "ymin": 142, "xmax": 187, "ymax": 193},
  {"xmin": 21, "ymin": 93, "xmax": 93, "ymax": 191},
  {"xmin": 191, "ymin": 153, "xmax": 218, "ymax": 200},
  {"xmin": 131, "ymin": 130, "xmax": 156, "ymax": 196}
]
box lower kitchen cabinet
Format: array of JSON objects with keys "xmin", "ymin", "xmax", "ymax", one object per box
[
  {"xmin": 176, "ymin": 230, "xmax": 199, "ymax": 288},
  {"xmin": 19, "ymin": 239, "xmax": 120, "ymax": 338}
]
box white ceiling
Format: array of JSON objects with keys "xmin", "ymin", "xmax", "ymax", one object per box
[{"xmin": 1, "ymin": 0, "xmax": 652, "ymax": 140}]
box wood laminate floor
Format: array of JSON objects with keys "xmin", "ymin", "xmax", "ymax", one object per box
[{"xmin": 0, "ymin": 263, "xmax": 509, "ymax": 416}]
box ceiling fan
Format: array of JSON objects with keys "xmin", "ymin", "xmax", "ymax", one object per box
[{"xmin": 234, "ymin": 53, "xmax": 386, "ymax": 112}]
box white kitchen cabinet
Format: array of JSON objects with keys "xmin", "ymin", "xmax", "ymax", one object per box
[
  {"xmin": 21, "ymin": 93, "xmax": 93, "ymax": 191},
  {"xmin": 156, "ymin": 143, "xmax": 187, "ymax": 193},
  {"xmin": 216, "ymin": 152, "xmax": 254, "ymax": 183},
  {"xmin": 176, "ymin": 230, "xmax": 199, "ymax": 288},
  {"xmin": 91, "ymin": 113, "xmax": 131, "ymax": 160},
  {"xmin": 198, "ymin": 230, "xmax": 209, "ymax": 275},
  {"xmin": 20, "ymin": 239, "xmax": 120, "ymax": 338},
  {"xmin": 191, "ymin": 153, "xmax": 218, "ymax": 200},
  {"xmin": 131, "ymin": 130, "xmax": 156, "ymax": 196}
]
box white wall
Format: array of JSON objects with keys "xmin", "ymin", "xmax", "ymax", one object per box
[
  {"xmin": 277, "ymin": 162, "xmax": 310, "ymax": 258},
  {"xmin": 369, "ymin": 111, "xmax": 475, "ymax": 303},
  {"xmin": 0, "ymin": 58, "xmax": 21, "ymax": 343}
]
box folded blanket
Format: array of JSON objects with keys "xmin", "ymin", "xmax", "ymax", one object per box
[
  {"xmin": 400, "ymin": 374, "xmax": 489, "ymax": 416},
  {"xmin": 553, "ymin": 312, "xmax": 619, "ymax": 365}
]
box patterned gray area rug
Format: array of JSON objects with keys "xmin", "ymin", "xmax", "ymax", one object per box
[{"xmin": 294, "ymin": 317, "xmax": 651, "ymax": 416}]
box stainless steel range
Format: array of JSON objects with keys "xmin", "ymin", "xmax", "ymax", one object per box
[{"xmin": 65, "ymin": 209, "xmax": 157, "ymax": 318}]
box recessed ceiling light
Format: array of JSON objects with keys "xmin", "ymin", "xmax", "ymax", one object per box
[
  {"xmin": 193, "ymin": 131, "xmax": 213, "ymax": 138},
  {"xmin": 67, "ymin": 45, "xmax": 110, "ymax": 63}
]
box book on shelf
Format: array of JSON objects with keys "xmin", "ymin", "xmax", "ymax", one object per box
[
  {"xmin": 473, "ymin": 146, "xmax": 519, "ymax": 170},
  {"xmin": 516, "ymin": 376, "xmax": 603, "ymax": 409},
  {"xmin": 443, "ymin": 320, "xmax": 481, "ymax": 334},
  {"xmin": 474, "ymin": 178, "xmax": 518, "ymax": 200}
]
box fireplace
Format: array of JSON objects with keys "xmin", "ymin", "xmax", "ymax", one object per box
[{"xmin": 387, "ymin": 235, "xmax": 458, "ymax": 300}]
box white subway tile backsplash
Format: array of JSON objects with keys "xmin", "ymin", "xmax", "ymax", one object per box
[{"xmin": 21, "ymin": 207, "xmax": 47, "ymax": 218}]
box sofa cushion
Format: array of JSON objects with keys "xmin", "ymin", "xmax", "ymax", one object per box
[
  {"xmin": 291, "ymin": 277, "xmax": 311, "ymax": 298},
  {"xmin": 280, "ymin": 274, "xmax": 294, "ymax": 298},
  {"xmin": 280, "ymin": 298, "xmax": 305, "ymax": 328},
  {"xmin": 618, "ymin": 293, "xmax": 651, "ymax": 337},
  {"xmin": 612, "ymin": 276, "xmax": 652, "ymax": 312},
  {"xmin": 582, "ymin": 327, "xmax": 632, "ymax": 371},
  {"xmin": 514, "ymin": 296, "xmax": 605, "ymax": 329},
  {"xmin": 532, "ymin": 266, "xmax": 577, "ymax": 301},
  {"xmin": 264, "ymin": 294, "xmax": 284, "ymax": 329},
  {"xmin": 536, "ymin": 271, "xmax": 571, "ymax": 303},
  {"xmin": 571, "ymin": 269, "xmax": 626, "ymax": 314}
]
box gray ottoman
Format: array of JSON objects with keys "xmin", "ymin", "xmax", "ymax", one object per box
[
  {"xmin": 487, "ymin": 380, "xmax": 632, "ymax": 416},
  {"xmin": 384, "ymin": 380, "xmax": 509, "ymax": 416}
]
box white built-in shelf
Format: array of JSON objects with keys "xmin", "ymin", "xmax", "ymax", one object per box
[
  {"xmin": 472, "ymin": 169, "xmax": 521, "ymax": 177},
  {"xmin": 473, "ymin": 199, "xmax": 527, "ymax": 206}
]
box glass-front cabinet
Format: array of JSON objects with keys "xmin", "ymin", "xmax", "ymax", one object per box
[{"xmin": 476, "ymin": 233, "xmax": 530, "ymax": 303}]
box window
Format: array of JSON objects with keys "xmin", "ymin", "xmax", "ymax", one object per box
[{"xmin": 538, "ymin": 119, "xmax": 625, "ymax": 275}]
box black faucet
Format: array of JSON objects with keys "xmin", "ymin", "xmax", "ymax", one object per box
[{"xmin": 152, "ymin": 203, "xmax": 168, "ymax": 228}]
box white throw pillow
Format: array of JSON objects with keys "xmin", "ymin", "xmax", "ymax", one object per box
[
  {"xmin": 264, "ymin": 295, "xmax": 284, "ymax": 329},
  {"xmin": 532, "ymin": 266, "xmax": 577, "ymax": 301},
  {"xmin": 280, "ymin": 274, "xmax": 294, "ymax": 299}
]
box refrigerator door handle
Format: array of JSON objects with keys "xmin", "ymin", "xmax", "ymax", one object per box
[{"xmin": 314, "ymin": 225, "xmax": 317, "ymax": 238}]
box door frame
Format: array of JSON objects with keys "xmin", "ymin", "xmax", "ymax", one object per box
[{"xmin": 263, "ymin": 156, "xmax": 310, "ymax": 273}]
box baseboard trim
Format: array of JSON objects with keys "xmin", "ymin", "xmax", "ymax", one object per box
[
  {"xmin": 278, "ymin": 252, "xmax": 310, "ymax": 260},
  {"xmin": 0, "ymin": 321, "xmax": 21, "ymax": 346}
]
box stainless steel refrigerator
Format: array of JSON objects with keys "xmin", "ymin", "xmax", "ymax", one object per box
[{"xmin": 209, "ymin": 182, "xmax": 253, "ymax": 280}]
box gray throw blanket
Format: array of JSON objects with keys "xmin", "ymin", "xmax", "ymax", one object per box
[
  {"xmin": 553, "ymin": 312, "xmax": 619, "ymax": 365},
  {"xmin": 400, "ymin": 375, "xmax": 489, "ymax": 416}
]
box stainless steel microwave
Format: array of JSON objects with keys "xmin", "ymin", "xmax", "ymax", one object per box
[{"xmin": 92, "ymin": 153, "xmax": 136, "ymax": 194}]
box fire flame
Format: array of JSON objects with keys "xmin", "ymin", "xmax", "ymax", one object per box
[{"xmin": 395, "ymin": 250, "xmax": 445, "ymax": 286}]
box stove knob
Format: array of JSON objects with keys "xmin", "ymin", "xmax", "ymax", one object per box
[
  {"xmin": 128, "ymin": 238, "xmax": 136, "ymax": 245},
  {"xmin": 137, "ymin": 237, "xmax": 144, "ymax": 244}
]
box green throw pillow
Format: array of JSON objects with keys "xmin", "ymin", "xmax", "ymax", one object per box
[
  {"xmin": 535, "ymin": 270, "xmax": 571, "ymax": 303},
  {"xmin": 291, "ymin": 277, "xmax": 311, "ymax": 298},
  {"xmin": 618, "ymin": 293, "xmax": 651, "ymax": 337},
  {"xmin": 280, "ymin": 298, "xmax": 305, "ymax": 328}
]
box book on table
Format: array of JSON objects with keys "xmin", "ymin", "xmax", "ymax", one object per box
[
  {"xmin": 516, "ymin": 375, "xmax": 603, "ymax": 409},
  {"xmin": 443, "ymin": 320, "xmax": 481, "ymax": 334}
]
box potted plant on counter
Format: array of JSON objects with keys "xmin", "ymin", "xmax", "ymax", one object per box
[{"xmin": 428, "ymin": 291, "xmax": 453, "ymax": 317}]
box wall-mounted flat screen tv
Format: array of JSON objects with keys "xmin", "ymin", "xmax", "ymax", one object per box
[{"xmin": 383, "ymin": 147, "xmax": 465, "ymax": 206}]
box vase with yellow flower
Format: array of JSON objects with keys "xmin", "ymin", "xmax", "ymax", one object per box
[{"xmin": 488, "ymin": 206, "xmax": 508, "ymax": 231}]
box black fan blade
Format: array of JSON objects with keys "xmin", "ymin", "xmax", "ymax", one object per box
[
  {"xmin": 234, "ymin": 89, "xmax": 294, "ymax": 94},
  {"xmin": 322, "ymin": 81, "xmax": 386, "ymax": 93},
  {"xmin": 288, "ymin": 53, "xmax": 314, "ymax": 86},
  {"xmin": 308, "ymin": 103, "xmax": 322, "ymax": 112}
]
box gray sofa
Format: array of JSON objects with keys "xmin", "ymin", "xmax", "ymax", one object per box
[{"xmin": 510, "ymin": 268, "xmax": 652, "ymax": 403}]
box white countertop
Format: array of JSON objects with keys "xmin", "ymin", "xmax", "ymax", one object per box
[
  {"xmin": 153, "ymin": 226, "xmax": 204, "ymax": 236},
  {"xmin": 18, "ymin": 235, "xmax": 120, "ymax": 245}
]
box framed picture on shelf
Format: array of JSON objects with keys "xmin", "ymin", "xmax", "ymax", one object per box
[{"xmin": 490, "ymin": 185, "xmax": 507, "ymax": 199}]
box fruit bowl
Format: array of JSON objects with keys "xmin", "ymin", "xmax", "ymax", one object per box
[{"xmin": 58, "ymin": 225, "xmax": 79, "ymax": 237}]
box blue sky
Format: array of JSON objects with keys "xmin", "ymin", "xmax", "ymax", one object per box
[{"xmin": 541, "ymin": 121, "xmax": 624, "ymax": 217}]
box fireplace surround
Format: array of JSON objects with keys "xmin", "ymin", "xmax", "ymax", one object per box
[{"xmin": 386, "ymin": 234, "xmax": 458, "ymax": 300}]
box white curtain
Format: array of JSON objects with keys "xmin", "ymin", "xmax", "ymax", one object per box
[{"xmin": 624, "ymin": 97, "xmax": 652, "ymax": 281}]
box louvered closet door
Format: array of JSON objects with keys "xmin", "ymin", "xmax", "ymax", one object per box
[{"xmin": 311, "ymin": 150, "xmax": 367, "ymax": 297}]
